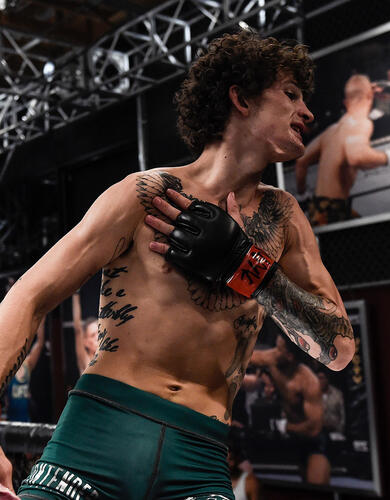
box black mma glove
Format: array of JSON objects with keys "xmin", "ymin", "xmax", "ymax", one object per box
[{"xmin": 166, "ymin": 200, "xmax": 278, "ymax": 298}]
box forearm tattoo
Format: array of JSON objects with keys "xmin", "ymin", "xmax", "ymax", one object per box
[
  {"xmin": 136, "ymin": 172, "xmax": 246, "ymax": 312},
  {"xmin": 241, "ymin": 191, "xmax": 352, "ymax": 365},
  {"xmin": 257, "ymin": 268, "xmax": 353, "ymax": 365},
  {"xmin": 0, "ymin": 338, "xmax": 29, "ymax": 396},
  {"xmin": 224, "ymin": 314, "xmax": 258, "ymax": 421}
]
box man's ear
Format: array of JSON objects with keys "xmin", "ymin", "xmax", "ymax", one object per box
[{"xmin": 229, "ymin": 85, "xmax": 249, "ymax": 115}]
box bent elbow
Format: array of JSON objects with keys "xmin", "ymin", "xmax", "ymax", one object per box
[
  {"xmin": 328, "ymin": 338, "xmax": 356, "ymax": 371},
  {"xmin": 347, "ymin": 155, "xmax": 363, "ymax": 169}
]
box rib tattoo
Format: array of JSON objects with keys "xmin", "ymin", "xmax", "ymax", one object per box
[{"xmin": 224, "ymin": 314, "xmax": 258, "ymax": 421}]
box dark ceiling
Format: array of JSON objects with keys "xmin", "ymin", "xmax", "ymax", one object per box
[{"xmin": 0, "ymin": 0, "xmax": 167, "ymax": 51}]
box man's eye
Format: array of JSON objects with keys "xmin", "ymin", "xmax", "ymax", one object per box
[{"xmin": 285, "ymin": 91, "xmax": 297, "ymax": 100}]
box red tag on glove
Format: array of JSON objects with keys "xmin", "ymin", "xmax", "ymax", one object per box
[{"xmin": 226, "ymin": 245, "xmax": 275, "ymax": 298}]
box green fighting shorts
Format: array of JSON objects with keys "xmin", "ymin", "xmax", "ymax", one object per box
[{"xmin": 18, "ymin": 374, "xmax": 234, "ymax": 500}]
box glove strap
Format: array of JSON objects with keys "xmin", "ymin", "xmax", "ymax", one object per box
[{"xmin": 226, "ymin": 245, "xmax": 276, "ymax": 298}]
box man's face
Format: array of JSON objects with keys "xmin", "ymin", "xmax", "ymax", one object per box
[
  {"xmin": 84, "ymin": 321, "xmax": 98, "ymax": 353},
  {"xmin": 247, "ymin": 73, "xmax": 314, "ymax": 162}
]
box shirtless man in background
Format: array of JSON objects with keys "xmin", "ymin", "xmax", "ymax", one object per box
[
  {"xmin": 295, "ymin": 74, "xmax": 389, "ymax": 225},
  {"xmin": 72, "ymin": 292, "xmax": 98, "ymax": 374},
  {"xmin": 0, "ymin": 31, "xmax": 354, "ymax": 500},
  {"xmin": 251, "ymin": 335, "xmax": 330, "ymax": 484}
]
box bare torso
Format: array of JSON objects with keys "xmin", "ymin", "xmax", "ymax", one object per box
[
  {"xmin": 267, "ymin": 362, "xmax": 315, "ymax": 423},
  {"xmin": 84, "ymin": 167, "xmax": 289, "ymax": 424},
  {"xmin": 316, "ymin": 116, "xmax": 361, "ymax": 199}
]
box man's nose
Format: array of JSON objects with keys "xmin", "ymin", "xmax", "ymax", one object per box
[{"xmin": 299, "ymin": 101, "xmax": 314, "ymax": 124}]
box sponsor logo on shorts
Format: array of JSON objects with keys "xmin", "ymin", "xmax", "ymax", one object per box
[
  {"xmin": 21, "ymin": 463, "xmax": 99, "ymax": 499},
  {"xmin": 184, "ymin": 496, "xmax": 231, "ymax": 500}
]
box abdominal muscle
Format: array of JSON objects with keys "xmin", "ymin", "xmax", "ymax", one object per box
[{"xmin": 85, "ymin": 223, "xmax": 262, "ymax": 424}]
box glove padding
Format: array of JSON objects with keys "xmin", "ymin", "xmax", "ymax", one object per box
[{"xmin": 165, "ymin": 200, "xmax": 277, "ymax": 298}]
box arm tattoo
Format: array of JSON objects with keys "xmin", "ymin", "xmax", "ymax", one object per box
[
  {"xmin": 243, "ymin": 190, "xmax": 352, "ymax": 365},
  {"xmin": 257, "ymin": 268, "xmax": 353, "ymax": 365},
  {"xmin": 224, "ymin": 314, "xmax": 258, "ymax": 421},
  {"xmin": 136, "ymin": 171, "xmax": 246, "ymax": 312},
  {"xmin": 0, "ymin": 338, "xmax": 29, "ymax": 396}
]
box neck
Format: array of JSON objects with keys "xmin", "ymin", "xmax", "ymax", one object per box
[{"xmin": 187, "ymin": 139, "xmax": 267, "ymax": 205}]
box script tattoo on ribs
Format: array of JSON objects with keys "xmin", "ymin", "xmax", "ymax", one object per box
[
  {"xmin": 224, "ymin": 314, "xmax": 258, "ymax": 421},
  {"xmin": 89, "ymin": 324, "xmax": 120, "ymax": 366},
  {"xmin": 258, "ymin": 269, "xmax": 354, "ymax": 365},
  {"xmin": 99, "ymin": 266, "xmax": 138, "ymax": 326},
  {"xmin": 136, "ymin": 171, "xmax": 246, "ymax": 312}
]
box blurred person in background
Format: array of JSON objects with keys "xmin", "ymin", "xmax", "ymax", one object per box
[
  {"xmin": 71, "ymin": 292, "xmax": 98, "ymax": 374},
  {"xmin": 250, "ymin": 335, "xmax": 330, "ymax": 484},
  {"xmin": 295, "ymin": 74, "xmax": 389, "ymax": 225},
  {"xmin": 318, "ymin": 369, "xmax": 345, "ymax": 437},
  {"xmin": 228, "ymin": 433, "xmax": 262, "ymax": 500}
]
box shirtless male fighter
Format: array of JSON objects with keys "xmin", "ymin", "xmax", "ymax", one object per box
[
  {"xmin": 72, "ymin": 293, "xmax": 98, "ymax": 374},
  {"xmin": 0, "ymin": 31, "xmax": 354, "ymax": 500},
  {"xmin": 295, "ymin": 74, "xmax": 389, "ymax": 225},
  {"xmin": 250, "ymin": 336, "xmax": 330, "ymax": 484}
]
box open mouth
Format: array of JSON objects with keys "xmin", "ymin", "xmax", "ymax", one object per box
[{"xmin": 291, "ymin": 124, "xmax": 302, "ymax": 140}]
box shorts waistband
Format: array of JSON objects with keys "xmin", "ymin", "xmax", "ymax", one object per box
[{"xmin": 70, "ymin": 374, "xmax": 229, "ymax": 447}]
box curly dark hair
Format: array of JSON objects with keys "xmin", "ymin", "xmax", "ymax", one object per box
[{"xmin": 175, "ymin": 30, "xmax": 314, "ymax": 153}]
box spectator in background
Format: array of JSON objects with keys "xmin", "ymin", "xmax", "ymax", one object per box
[
  {"xmin": 250, "ymin": 335, "xmax": 330, "ymax": 484},
  {"xmin": 259, "ymin": 371, "xmax": 277, "ymax": 403},
  {"xmin": 318, "ymin": 370, "xmax": 345, "ymax": 436},
  {"xmin": 241, "ymin": 371, "xmax": 262, "ymax": 428},
  {"xmin": 72, "ymin": 292, "xmax": 98, "ymax": 374},
  {"xmin": 228, "ymin": 433, "xmax": 262, "ymax": 500},
  {"xmin": 6, "ymin": 317, "xmax": 45, "ymax": 422},
  {"xmin": 295, "ymin": 74, "xmax": 389, "ymax": 226}
]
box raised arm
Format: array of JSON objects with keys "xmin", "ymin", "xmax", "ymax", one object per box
[
  {"xmin": 72, "ymin": 293, "xmax": 90, "ymax": 375},
  {"xmin": 344, "ymin": 117, "xmax": 388, "ymax": 170},
  {"xmin": 0, "ymin": 174, "xmax": 142, "ymax": 396},
  {"xmin": 24, "ymin": 315, "xmax": 46, "ymax": 373},
  {"xmin": 250, "ymin": 348, "xmax": 276, "ymax": 368}
]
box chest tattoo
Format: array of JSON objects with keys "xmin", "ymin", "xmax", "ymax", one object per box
[
  {"xmin": 241, "ymin": 190, "xmax": 293, "ymax": 259},
  {"xmin": 136, "ymin": 173, "xmax": 291, "ymax": 312}
]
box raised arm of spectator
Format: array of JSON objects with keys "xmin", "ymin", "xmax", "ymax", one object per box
[
  {"xmin": 25, "ymin": 315, "xmax": 46, "ymax": 373},
  {"xmin": 72, "ymin": 293, "xmax": 90, "ymax": 374}
]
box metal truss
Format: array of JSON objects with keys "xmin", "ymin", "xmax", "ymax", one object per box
[{"xmin": 0, "ymin": 0, "xmax": 350, "ymax": 155}]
